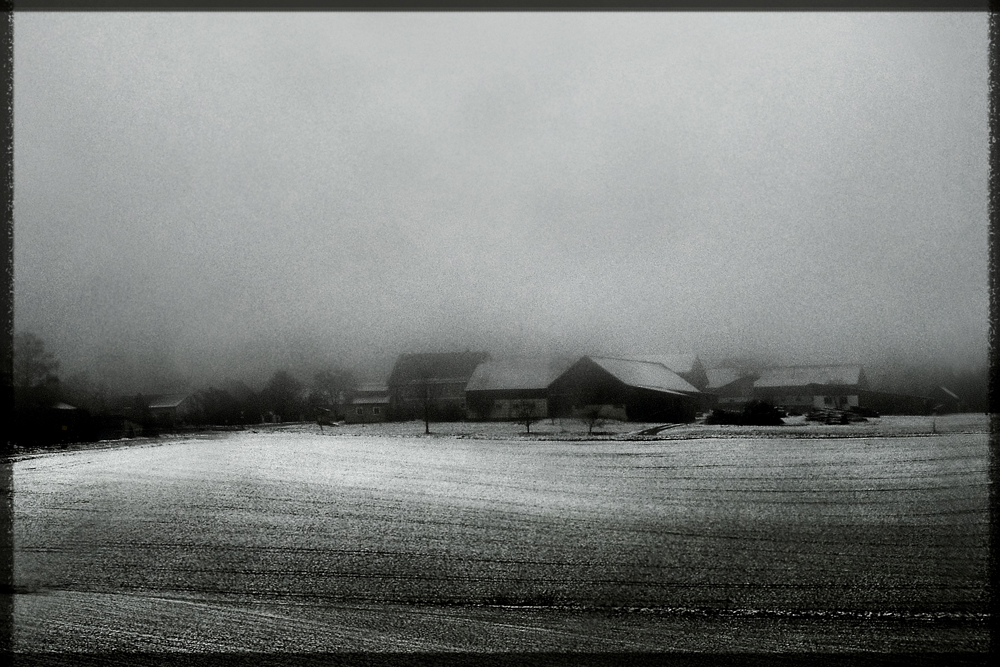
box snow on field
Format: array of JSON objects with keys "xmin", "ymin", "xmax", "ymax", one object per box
[
  {"xmin": 11, "ymin": 422, "xmax": 990, "ymax": 651},
  {"xmin": 255, "ymin": 412, "xmax": 989, "ymax": 441}
]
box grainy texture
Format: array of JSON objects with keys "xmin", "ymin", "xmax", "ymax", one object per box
[{"xmin": 12, "ymin": 415, "xmax": 989, "ymax": 652}]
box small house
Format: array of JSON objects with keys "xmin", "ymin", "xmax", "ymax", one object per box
[{"xmin": 346, "ymin": 383, "xmax": 390, "ymax": 423}]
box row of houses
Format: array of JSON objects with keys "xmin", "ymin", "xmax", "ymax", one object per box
[
  {"xmin": 348, "ymin": 352, "xmax": 957, "ymax": 424},
  {"xmin": 34, "ymin": 355, "xmax": 962, "ymax": 441},
  {"xmin": 350, "ymin": 352, "xmax": 706, "ymax": 424}
]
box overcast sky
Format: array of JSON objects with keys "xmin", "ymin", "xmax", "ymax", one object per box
[{"xmin": 13, "ymin": 12, "xmax": 989, "ymax": 389}]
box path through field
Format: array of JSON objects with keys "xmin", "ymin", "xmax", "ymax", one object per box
[{"xmin": 12, "ymin": 424, "xmax": 989, "ymax": 652}]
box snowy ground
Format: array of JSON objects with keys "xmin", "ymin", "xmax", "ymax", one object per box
[{"xmin": 11, "ymin": 416, "xmax": 990, "ymax": 653}]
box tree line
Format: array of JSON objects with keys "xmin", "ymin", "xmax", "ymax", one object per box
[{"xmin": 11, "ymin": 332, "xmax": 358, "ymax": 447}]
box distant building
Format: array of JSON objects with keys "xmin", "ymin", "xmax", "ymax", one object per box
[
  {"xmin": 465, "ymin": 357, "xmax": 576, "ymax": 421},
  {"xmin": 98, "ymin": 392, "xmax": 195, "ymax": 436},
  {"xmin": 548, "ymin": 356, "xmax": 701, "ymax": 423},
  {"xmin": 346, "ymin": 383, "xmax": 390, "ymax": 423},
  {"xmin": 387, "ymin": 351, "xmax": 490, "ymax": 421},
  {"xmin": 752, "ymin": 365, "xmax": 870, "ymax": 413},
  {"xmin": 705, "ymin": 368, "xmax": 757, "ymax": 412},
  {"xmin": 146, "ymin": 394, "xmax": 198, "ymax": 428}
]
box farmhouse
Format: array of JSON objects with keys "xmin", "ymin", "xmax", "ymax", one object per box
[
  {"xmin": 548, "ymin": 356, "xmax": 701, "ymax": 423},
  {"xmin": 464, "ymin": 357, "xmax": 575, "ymax": 421},
  {"xmin": 387, "ymin": 351, "xmax": 490, "ymax": 421},
  {"xmin": 752, "ymin": 365, "xmax": 868, "ymax": 412},
  {"xmin": 345, "ymin": 383, "xmax": 389, "ymax": 423}
]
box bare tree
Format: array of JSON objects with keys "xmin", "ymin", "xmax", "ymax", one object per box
[
  {"xmin": 309, "ymin": 367, "xmax": 356, "ymax": 419},
  {"xmin": 511, "ymin": 400, "xmax": 540, "ymax": 434},
  {"xmin": 578, "ymin": 405, "xmax": 608, "ymax": 436}
]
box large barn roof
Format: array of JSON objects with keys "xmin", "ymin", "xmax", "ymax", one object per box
[
  {"xmin": 629, "ymin": 354, "xmax": 700, "ymax": 375},
  {"xmin": 465, "ymin": 357, "xmax": 575, "ymax": 392},
  {"xmin": 754, "ymin": 365, "xmax": 866, "ymax": 389},
  {"xmin": 388, "ymin": 351, "xmax": 490, "ymax": 385},
  {"xmin": 588, "ymin": 357, "xmax": 700, "ymax": 395}
]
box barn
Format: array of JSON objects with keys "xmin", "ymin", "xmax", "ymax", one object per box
[
  {"xmin": 464, "ymin": 357, "xmax": 575, "ymax": 421},
  {"xmin": 548, "ymin": 356, "xmax": 701, "ymax": 423},
  {"xmin": 387, "ymin": 351, "xmax": 490, "ymax": 421}
]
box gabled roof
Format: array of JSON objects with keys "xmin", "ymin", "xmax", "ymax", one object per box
[
  {"xmin": 933, "ymin": 385, "xmax": 961, "ymax": 401},
  {"xmin": 754, "ymin": 365, "xmax": 865, "ymax": 389},
  {"xmin": 705, "ymin": 367, "xmax": 742, "ymax": 390},
  {"xmin": 588, "ymin": 356, "xmax": 700, "ymax": 395},
  {"xmin": 630, "ymin": 354, "xmax": 700, "ymax": 375},
  {"xmin": 355, "ymin": 383, "xmax": 388, "ymax": 394},
  {"xmin": 465, "ymin": 357, "xmax": 576, "ymax": 392},
  {"xmin": 351, "ymin": 395, "xmax": 390, "ymax": 405},
  {"xmin": 388, "ymin": 351, "xmax": 491, "ymax": 386},
  {"xmin": 147, "ymin": 393, "xmax": 192, "ymax": 409}
]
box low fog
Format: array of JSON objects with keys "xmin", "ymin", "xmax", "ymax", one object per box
[{"xmin": 13, "ymin": 13, "xmax": 989, "ymax": 393}]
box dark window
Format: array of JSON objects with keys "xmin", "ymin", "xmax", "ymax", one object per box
[
  {"xmin": 356, "ymin": 407, "xmax": 364, "ymax": 416},
  {"xmin": 372, "ymin": 407, "xmax": 380, "ymax": 415}
]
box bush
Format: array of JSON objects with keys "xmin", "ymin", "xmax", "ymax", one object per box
[
  {"xmin": 705, "ymin": 402, "xmax": 784, "ymax": 426},
  {"xmin": 705, "ymin": 409, "xmax": 741, "ymax": 425},
  {"xmin": 741, "ymin": 400, "xmax": 785, "ymax": 426}
]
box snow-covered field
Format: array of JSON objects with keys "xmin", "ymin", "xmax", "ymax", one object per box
[
  {"xmin": 12, "ymin": 416, "xmax": 990, "ymax": 652},
  {"xmin": 249, "ymin": 411, "xmax": 990, "ymax": 440}
]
